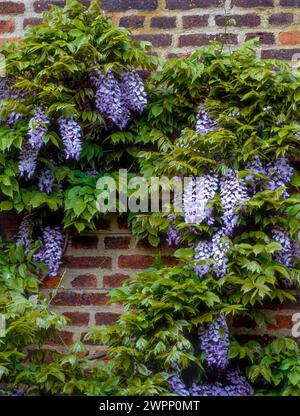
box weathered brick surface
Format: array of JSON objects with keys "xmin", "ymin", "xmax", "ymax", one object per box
[{"xmin": 1, "ymin": 0, "xmax": 299, "ymax": 60}]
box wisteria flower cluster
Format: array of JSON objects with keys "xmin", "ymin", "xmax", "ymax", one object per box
[
  {"xmin": 58, "ymin": 117, "xmax": 82, "ymax": 161},
  {"xmin": 91, "ymin": 69, "xmax": 147, "ymax": 130},
  {"xmin": 16, "ymin": 215, "xmax": 65, "ymax": 277},
  {"xmin": 198, "ymin": 313, "xmax": 230, "ymax": 374},
  {"xmin": 0, "ymin": 78, "xmax": 24, "ymax": 127},
  {"xmin": 36, "ymin": 226, "xmax": 65, "ymax": 277},
  {"xmin": 195, "ymin": 106, "xmax": 217, "ymax": 135},
  {"xmin": 246, "ymin": 155, "xmax": 294, "ymax": 198}
]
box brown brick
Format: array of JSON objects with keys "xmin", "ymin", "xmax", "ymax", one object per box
[
  {"xmin": 119, "ymin": 15, "xmax": 145, "ymax": 29},
  {"xmin": 245, "ymin": 32, "xmax": 275, "ymax": 44},
  {"xmin": 48, "ymin": 330, "xmax": 74, "ymax": 346},
  {"xmin": 63, "ymin": 312, "xmax": 90, "ymax": 326},
  {"xmin": 162, "ymin": 256, "xmax": 179, "ymax": 267},
  {"xmin": 53, "ymin": 291, "xmax": 108, "ymax": 306},
  {"xmin": 166, "ymin": 0, "xmax": 219, "ymax": 9},
  {"xmin": 104, "ymin": 236, "xmax": 131, "ymax": 249},
  {"xmin": 96, "ymin": 218, "xmax": 111, "ymax": 230},
  {"xmin": 71, "ymin": 235, "xmax": 98, "ymax": 249},
  {"xmin": 280, "ymin": 0, "xmax": 300, "ymax": 5},
  {"xmin": 33, "ymin": 0, "xmax": 90, "ymax": 12},
  {"xmin": 279, "ymin": 31, "xmax": 300, "ymax": 45},
  {"xmin": 182, "ymin": 15, "xmax": 209, "ymax": 28},
  {"xmin": 118, "ymin": 255, "xmax": 154, "ymax": 269},
  {"xmin": 267, "ymin": 315, "xmax": 293, "ymax": 330},
  {"xmin": 23, "ymin": 18, "xmax": 43, "ymax": 28},
  {"xmin": 234, "ymin": 334, "xmax": 276, "ymax": 346},
  {"xmin": 179, "ymin": 33, "xmax": 238, "ymax": 47},
  {"xmin": 233, "ymin": 0, "xmax": 273, "ymax": 6},
  {"xmin": 215, "ymin": 14, "xmax": 260, "ymax": 27},
  {"xmin": 232, "ymin": 316, "xmax": 257, "ymax": 329},
  {"xmin": 71, "ymin": 274, "xmax": 97, "ymax": 288},
  {"xmin": 0, "ymin": 212, "xmax": 20, "ymax": 230},
  {"xmin": 0, "ymin": 20, "xmax": 15, "ymax": 34},
  {"xmin": 269, "ymin": 13, "xmax": 293, "ymax": 25},
  {"xmin": 62, "ymin": 256, "xmax": 112, "ymax": 269},
  {"xmin": 95, "ymin": 312, "xmax": 121, "ymax": 325},
  {"xmin": 103, "ymin": 273, "xmax": 130, "ymax": 288},
  {"xmin": 102, "ymin": 0, "xmax": 157, "ymax": 11},
  {"xmin": 41, "ymin": 276, "xmax": 61, "ymax": 289},
  {"xmin": 33, "ymin": 0, "xmax": 65, "ymax": 12},
  {"xmin": 261, "ymin": 48, "xmax": 300, "ymax": 60},
  {"xmin": 151, "ymin": 16, "xmax": 176, "ymax": 29},
  {"xmin": 0, "ymin": 2, "xmax": 25, "ymax": 14},
  {"xmin": 132, "ymin": 34, "xmax": 172, "ymax": 48},
  {"xmin": 117, "ymin": 217, "xmax": 129, "ymax": 229}
]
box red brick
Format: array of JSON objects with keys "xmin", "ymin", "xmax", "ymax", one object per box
[
  {"xmin": 132, "ymin": 34, "xmax": 172, "ymax": 48},
  {"xmin": 117, "ymin": 217, "xmax": 129, "ymax": 229},
  {"xmin": 33, "ymin": 0, "xmax": 65, "ymax": 12},
  {"xmin": 182, "ymin": 15, "xmax": 209, "ymax": 28},
  {"xmin": 41, "ymin": 276, "xmax": 61, "ymax": 289},
  {"xmin": 166, "ymin": 0, "xmax": 219, "ymax": 9},
  {"xmin": 71, "ymin": 274, "xmax": 97, "ymax": 288},
  {"xmin": 233, "ymin": 0, "xmax": 273, "ymax": 6},
  {"xmin": 103, "ymin": 273, "xmax": 130, "ymax": 288},
  {"xmin": 234, "ymin": 334, "xmax": 276, "ymax": 346},
  {"xmin": 0, "ymin": 37, "xmax": 21, "ymax": 45},
  {"xmin": 232, "ymin": 316, "xmax": 257, "ymax": 329},
  {"xmin": 63, "ymin": 312, "xmax": 90, "ymax": 326},
  {"xmin": 0, "ymin": 2, "xmax": 25, "ymax": 14},
  {"xmin": 71, "ymin": 235, "xmax": 98, "ymax": 249},
  {"xmin": 62, "ymin": 256, "xmax": 112, "ymax": 269},
  {"xmin": 119, "ymin": 15, "xmax": 145, "ymax": 29},
  {"xmin": 102, "ymin": 0, "xmax": 157, "ymax": 11},
  {"xmin": 96, "ymin": 218, "xmax": 111, "ymax": 230},
  {"xmin": 0, "ymin": 20, "xmax": 15, "ymax": 34},
  {"xmin": 104, "ymin": 236, "xmax": 131, "ymax": 249},
  {"xmin": 267, "ymin": 315, "xmax": 293, "ymax": 330},
  {"xmin": 151, "ymin": 16, "xmax": 176, "ymax": 29},
  {"xmin": 245, "ymin": 32, "xmax": 275, "ymax": 44},
  {"xmin": 95, "ymin": 312, "xmax": 121, "ymax": 325},
  {"xmin": 48, "ymin": 330, "xmax": 74, "ymax": 346},
  {"xmin": 279, "ymin": 31, "xmax": 300, "ymax": 45},
  {"xmin": 269, "ymin": 13, "xmax": 293, "ymax": 25},
  {"xmin": 53, "ymin": 291, "xmax": 108, "ymax": 306},
  {"xmin": 179, "ymin": 33, "xmax": 238, "ymax": 47},
  {"xmin": 23, "ymin": 18, "xmax": 43, "ymax": 28},
  {"xmin": 118, "ymin": 255, "xmax": 154, "ymax": 269},
  {"xmin": 215, "ymin": 14, "xmax": 260, "ymax": 27},
  {"xmin": 33, "ymin": 0, "xmax": 90, "ymax": 12},
  {"xmin": 162, "ymin": 256, "xmax": 179, "ymax": 267},
  {"xmin": 261, "ymin": 48, "xmax": 300, "ymax": 60}
]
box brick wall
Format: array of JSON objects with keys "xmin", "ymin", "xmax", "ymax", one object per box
[{"xmin": 0, "ymin": 0, "xmax": 300, "ymax": 59}]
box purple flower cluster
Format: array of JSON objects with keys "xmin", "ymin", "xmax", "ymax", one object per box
[
  {"xmin": 267, "ymin": 157, "xmax": 294, "ymax": 198},
  {"xmin": 0, "ymin": 78, "xmax": 24, "ymax": 126},
  {"xmin": 195, "ymin": 106, "xmax": 217, "ymax": 135},
  {"xmin": 272, "ymin": 228, "xmax": 298, "ymax": 288},
  {"xmin": 38, "ymin": 167, "xmax": 54, "ymax": 195},
  {"xmin": 247, "ymin": 156, "xmax": 293, "ymax": 198},
  {"xmin": 198, "ymin": 313, "xmax": 230, "ymax": 374},
  {"xmin": 220, "ymin": 169, "xmax": 249, "ymax": 237},
  {"xmin": 167, "ymin": 215, "xmax": 182, "ymax": 247},
  {"xmin": 16, "ymin": 213, "xmax": 33, "ymax": 249},
  {"xmin": 168, "ymin": 367, "xmax": 190, "ymax": 396},
  {"xmin": 183, "ymin": 174, "xmax": 218, "ymax": 225},
  {"xmin": 28, "ymin": 107, "xmax": 49, "ymax": 150},
  {"xmin": 18, "ymin": 142, "xmax": 38, "ymax": 179},
  {"xmin": 92, "ymin": 69, "xmax": 129, "ymax": 130},
  {"xmin": 58, "ymin": 117, "xmax": 82, "ymax": 160},
  {"xmin": 36, "ymin": 227, "xmax": 65, "ymax": 277},
  {"xmin": 120, "ymin": 70, "xmax": 147, "ymax": 114},
  {"xmin": 189, "ymin": 371, "xmax": 253, "ymax": 396},
  {"xmin": 92, "ymin": 68, "xmax": 147, "ymax": 130},
  {"xmin": 194, "ymin": 240, "xmax": 212, "ymax": 277},
  {"xmin": 211, "ymin": 231, "xmax": 230, "ymax": 278}
]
